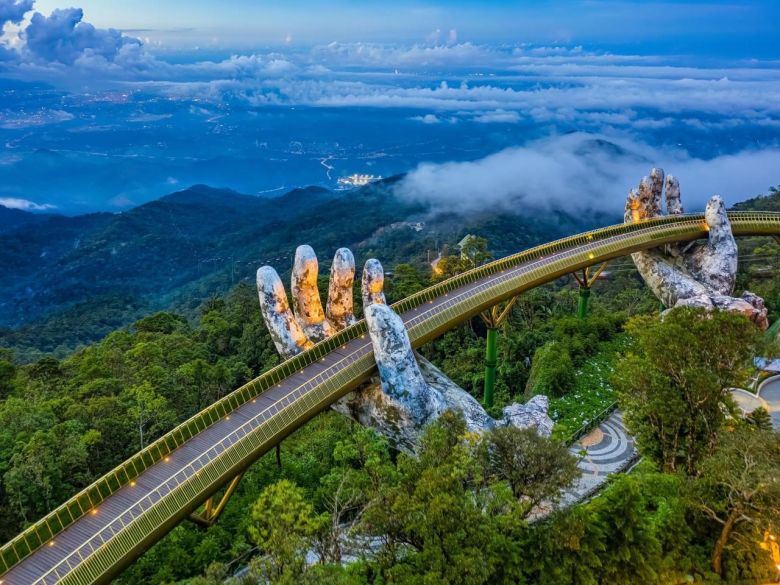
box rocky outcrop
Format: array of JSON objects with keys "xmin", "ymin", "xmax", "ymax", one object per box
[
  {"xmin": 502, "ymin": 396, "xmax": 554, "ymax": 437},
  {"xmin": 625, "ymin": 168, "xmax": 768, "ymax": 329}
]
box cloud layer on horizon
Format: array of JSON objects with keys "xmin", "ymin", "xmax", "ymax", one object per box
[
  {"xmin": 395, "ymin": 133, "xmax": 780, "ymax": 216},
  {"xmin": 0, "ymin": 2, "xmax": 779, "ymax": 137},
  {"xmin": 0, "ymin": 196, "xmax": 55, "ymax": 210},
  {"xmin": 1, "ymin": 2, "xmax": 779, "ymax": 217}
]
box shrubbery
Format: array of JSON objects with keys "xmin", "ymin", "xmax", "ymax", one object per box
[{"xmin": 524, "ymin": 340, "xmax": 575, "ymax": 398}]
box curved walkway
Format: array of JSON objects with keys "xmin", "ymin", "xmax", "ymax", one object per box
[
  {"xmin": 561, "ymin": 411, "xmax": 637, "ymax": 506},
  {"xmin": 758, "ymin": 376, "xmax": 780, "ymax": 430}
]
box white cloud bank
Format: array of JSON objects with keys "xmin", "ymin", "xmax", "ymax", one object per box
[
  {"xmin": 0, "ymin": 4, "xmax": 779, "ymax": 135},
  {"xmin": 0, "ymin": 196, "xmax": 55, "ymax": 210},
  {"xmin": 395, "ymin": 133, "xmax": 780, "ymax": 215}
]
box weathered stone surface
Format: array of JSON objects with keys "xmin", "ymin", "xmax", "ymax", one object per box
[
  {"xmin": 361, "ymin": 259, "xmax": 386, "ymax": 307},
  {"xmin": 291, "ymin": 245, "xmax": 336, "ymax": 342},
  {"xmin": 626, "ymin": 168, "xmax": 768, "ymax": 329},
  {"xmin": 665, "ymin": 175, "xmax": 683, "ymax": 215},
  {"xmin": 256, "ymin": 266, "xmax": 313, "ymax": 359},
  {"xmin": 365, "ymin": 303, "xmax": 441, "ymax": 423},
  {"xmin": 326, "ymin": 248, "xmax": 357, "ymax": 330},
  {"xmin": 684, "ymin": 196, "xmax": 738, "ymax": 295},
  {"xmin": 501, "ymin": 395, "xmax": 554, "ymax": 437}
]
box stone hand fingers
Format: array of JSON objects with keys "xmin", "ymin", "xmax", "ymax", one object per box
[
  {"xmin": 257, "ymin": 266, "xmax": 313, "ymax": 359},
  {"xmin": 326, "ymin": 248, "xmax": 357, "ymax": 329},
  {"xmin": 665, "ymin": 175, "xmax": 683, "ymax": 215},
  {"xmin": 291, "ymin": 245, "xmax": 335, "ymax": 341},
  {"xmin": 362, "ymin": 258, "xmax": 386, "ymax": 307},
  {"xmin": 364, "ymin": 303, "xmax": 436, "ymax": 420},
  {"xmin": 684, "ymin": 195, "xmax": 738, "ymax": 295}
]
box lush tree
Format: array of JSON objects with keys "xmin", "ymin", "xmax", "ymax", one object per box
[
  {"xmin": 479, "ymin": 425, "xmax": 579, "ymax": 513},
  {"xmin": 248, "ymin": 479, "xmax": 324, "ymax": 583},
  {"xmin": 458, "ymin": 235, "xmax": 493, "ymax": 270},
  {"xmin": 315, "ymin": 426, "xmax": 395, "ymax": 563},
  {"xmin": 746, "ymin": 407, "xmax": 773, "ymax": 431},
  {"xmin": 612, "ymin": 308, "xmax": 760, "ymax": 475},
  {"xmin": 134, "ymin": 312, "xmax": 189, "ymax": 335},
  {"xmin": 374, "ymin": 412, "xmax": 502, "ymax": 584},
  {"xmin": 689, "ymin": 425, "xmax": 780, "ymax": 578},
  {"xmin": 123, "ymin": 381, "xmax": 176, "ymax": 450},
  {"xmin": 4, "ymin": 422, "xmax": 98, "ymax": 523},
  {"xmin": 434, "ymin": 236, "xmax": 493, "ymax": 280},
  {"xmin": 0, "ymin": 348, "xmax": 16, "ymax": 399},
  {"xmin": 525, "ymin": 340, "xmax": 575, "ymax": 399},
  {"xmin": 386, "ymin": 263, "xmax": 427, "ymax": 302}
]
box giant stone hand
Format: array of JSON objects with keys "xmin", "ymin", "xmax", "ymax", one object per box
[
  {"xmin": 257, "ymin": 245, "xmax": 553, "ymax": 452},
  {"xmin": 625, "ymin": 168, "xmax": 768, "ymax": 329}
]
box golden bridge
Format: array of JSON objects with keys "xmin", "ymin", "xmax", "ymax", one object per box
[{"xmin": 2, "ymin": 211, "xmax": 780, "ymax": 584}]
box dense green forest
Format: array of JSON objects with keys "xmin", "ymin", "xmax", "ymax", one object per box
[
  {"xmin": 0, "ymin": 179, "xmax": 598, "ymax": 361},
  {"xmin": 1, "ymin": 187, "xmax": 779, "ymax": 583}
]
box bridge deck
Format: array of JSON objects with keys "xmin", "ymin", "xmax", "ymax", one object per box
[
  {"xmin": 2, "ymin": 212, "xmax": 779, "ymax": 584},
  {"xmin": 3, "ymin": 241, "xmax": 561, "ymax": 584}
]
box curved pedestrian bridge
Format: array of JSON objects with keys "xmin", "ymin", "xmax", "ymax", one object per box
[{"xmin": 2, "ymin": 212, "xmax": 780, "ymax": 585}]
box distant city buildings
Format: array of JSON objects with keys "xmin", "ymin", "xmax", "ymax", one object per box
[{"xmin": 337, "ymin": 173, "xmax": 382, "ymax": 187}]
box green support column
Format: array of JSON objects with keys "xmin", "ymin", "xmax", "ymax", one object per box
[
  {"xmin": 577, "ymin": 286, "xmax": 591, "ymax": 319},
  {"xmin": 573, "ymin": 263, "xmax": 607, "ymax": 320},
  {"xmin": 484, "ymin": 327, "xmax": 498, "ymax": 407},
  {"xmin": 480, "ymin": 297, "xmax": 518, "ymax": 409}
]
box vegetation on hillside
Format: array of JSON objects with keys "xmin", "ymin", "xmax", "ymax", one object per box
[
  {"xmin": 0, "ymin": 180, "xmax": 597, "ymax": 359},
  {"xmin": 1, "ymin": 188, "xmax": 780, "ymax": 582}
]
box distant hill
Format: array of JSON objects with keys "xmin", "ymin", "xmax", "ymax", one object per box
[
  {"xmin": 0, "ymin": 179, "xmax": 603, "ymax": 360},
  {"xmin": 0, "ymin": 206, "xmax": 57, "ymax": 234},
  {"xmin": 731, "ymin": 186, "xmax": 780, "ymax": 212}
]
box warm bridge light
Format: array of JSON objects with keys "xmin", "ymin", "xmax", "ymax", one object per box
[{"xmin": 630, "ymin": 199, "xmax": 641, "ymax": 223}]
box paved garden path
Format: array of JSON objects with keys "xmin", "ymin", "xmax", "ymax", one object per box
[
  {"xmin": 560, "ymin": 410, "xmax": 637, "ymax": 506},
  {"xmin": 758, "ymin": 377, "xmax": 780, "ymax": 431}
]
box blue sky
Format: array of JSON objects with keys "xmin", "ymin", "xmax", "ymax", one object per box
[
  {"xmin": 27, "ymin": 0, "xmax": 780, "ymax": 56},
  {"xmin": 0, "ymin": 0, "xmax": 779, "ymax": 214}
]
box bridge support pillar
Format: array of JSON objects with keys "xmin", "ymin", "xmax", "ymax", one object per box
[
  {"xmin": 189, "ymin": 473, "xmax": 244, "ymax": 528},
  {"xmin": 573, "ymin": 263, "xmax": 608, "ymax": 319},
  {"xmin": 479, "ymin": 297, "xmax": 518, "ymax": 408},
  {"xmin": 484, "ymin": 327, "xmax": 498, "ymax": 407},
  {"xmin": 577, "ymin": 287, "xmax": 591, "ymax": 319}
]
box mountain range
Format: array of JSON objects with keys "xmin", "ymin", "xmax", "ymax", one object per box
[{"xmin": 0, "ymin": 178, "xmax": 609, "ymax": 360}]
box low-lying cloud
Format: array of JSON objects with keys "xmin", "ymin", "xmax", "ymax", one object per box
[
  {"xmin": 0, "ymin": 196, "xmax": 55, "ymax": 210},
  {"xmin": 395, "ymin": 133, "xmax": 780, "ymax": 216}
]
